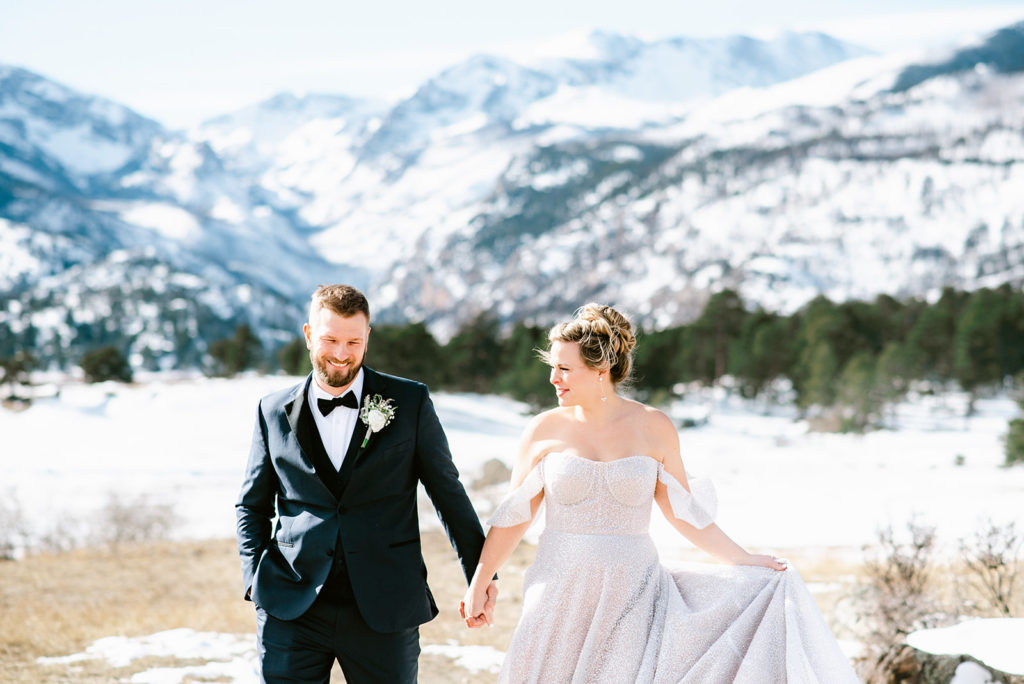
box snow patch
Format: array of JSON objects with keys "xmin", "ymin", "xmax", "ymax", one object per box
[
  {"xmin": 907, "ymin": 619, "xmax": 1024, "ymax": 676},
  {"xmin": 422, "ymin": 641, "xmax": 505, "ymax": 673},
  {"xmin": 33, "ymin": 123, "xmax": 135, "ymax": 175},
  {"xmin": 951, "ymin": 661, "xmax": 998, "ymax": 684},
  {"xmin": 37, "ymin": 628, "xmax": 258, "ymax": 683},
  {"xmin": 516, "ymin": 86, "xmax": 684, "ymax": 129},
  {"xmin": 210, "ymin": 196, "xmax": 246, "ymax": 224},
  {"xmin": 120, "ymin": 203, "xmax": 201, "ymax": 241}
]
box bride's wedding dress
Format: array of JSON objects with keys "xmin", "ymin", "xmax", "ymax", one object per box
[{"xmin": 487, "ymin": 451, "xmax": 860, "ymax": 683}]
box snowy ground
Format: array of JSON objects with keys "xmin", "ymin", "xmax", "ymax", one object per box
[
  {"xmin": 4, "ymin": 373, "xmax": 1024, "ymax": 680},
  {"xmin": 4, "ymin": 374, "xmax": 1020, "ymax": 554}
]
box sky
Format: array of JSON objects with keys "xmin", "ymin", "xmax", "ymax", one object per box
[{"xmin": 2, "ymin": 0, "xmax": 1024, "ymax": 129}]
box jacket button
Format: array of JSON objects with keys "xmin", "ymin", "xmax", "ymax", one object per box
[
  {"xmin": 337, "ymin": 505, "xmax": 347, "ymax": 514},
  {"xmin": 326, "ymin": 549, "xmax": 334, "ymax": 556}
]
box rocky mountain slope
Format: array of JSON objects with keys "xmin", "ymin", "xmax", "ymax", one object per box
[{"xmin": 2, "ymin": 25, "xmax": 1021, "ymax": 368}]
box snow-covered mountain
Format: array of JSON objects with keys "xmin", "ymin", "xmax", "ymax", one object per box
[
  {"xmin": 0, "ymin": 66, "xmax": 356, "ymax": 368},
  {"xmin": 380, "ymin": 23, "xmax": 1024, "ymax": 332},
  {"xmin": 194, "ymin": 30, "xmax": 871, "ymax": 280},
  {"xmin": 2, "ymin": 24, "xmax": 1022, "ymax": 369}
]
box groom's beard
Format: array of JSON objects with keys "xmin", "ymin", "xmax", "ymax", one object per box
[{"xmin": 311, "ymin": 352, "xmax": 363, "ymax": 389}]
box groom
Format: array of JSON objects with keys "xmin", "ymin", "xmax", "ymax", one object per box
[{"xmin": 236, "ymin": 284, "xmax": 496, "ymax": 683}]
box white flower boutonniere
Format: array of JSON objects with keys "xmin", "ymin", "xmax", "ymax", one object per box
[{"xmin": 359, "ymin": 394, "xmax": 396, "ymax": 447}]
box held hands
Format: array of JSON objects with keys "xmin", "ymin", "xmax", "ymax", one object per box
[{"xmin": 460, "ymin": 580, "xmax": 498, "ymax": 628}]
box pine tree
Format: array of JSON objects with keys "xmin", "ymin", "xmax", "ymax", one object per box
[
  {"xmin": 495, "ymin": 322, "xmax": 553, "ymax": 407},
  {"xmin": 874, "ymin": 341, "xmax": 914, "ymax": 424},
  {"xmin": 801, "ymin": 340, "xmax": 839, "ymax": 408},
  {"xmin": 994, "ymin": 284, "xmax": 1024, "ymax": 381},
  {"xmin": 793, "ymin": 296, "xmax": 838, "ymax": 404},
  {"xmin": 633, "ymin": 326, "xmax": 686, "ymax": 393},
  {"xmin": 209, "ymin": 324, "xmax": 264, "ymax": 376},
  {"xmin": 368, "ymin": 322, "xmax": 445, "ymax": 388},
  {"xmin": 730, "ymin": 310, "xmax": 794, "ymax": 398},
  {"xmin": 278, "ymin": 337, "xmax": 312, "ymax": 376},
  {"xmin": 954, "ymin": 288, "xmax": 1004, "ymax": 396},
  {"xmin": 837, "ymin": 351, "xmax": 878, "ymax": 432},
  {"xmin": 443, "ymin": 314, "xmax": 503, "ymax": 393},
  {"xmin": 686, "ymin": 290, "xmax": 747, "ymax": 384},
  {"xmin": 906, "ymin": 287, "xmax": 966, "ymax": 381}
]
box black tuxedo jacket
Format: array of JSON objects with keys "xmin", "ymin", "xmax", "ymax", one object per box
[{"xmin": 235, "ymin": 367, "xmax": 485, "ymax": 631}]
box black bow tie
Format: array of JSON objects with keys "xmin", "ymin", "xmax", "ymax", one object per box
[{"xmin": 318, "ymin": 391, "xmax": 358, "ymax": 416}]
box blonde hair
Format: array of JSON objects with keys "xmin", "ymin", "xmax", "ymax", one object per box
[{"xmin": 544, "ymin": 303, "xmax": 636, "ymax": 384}]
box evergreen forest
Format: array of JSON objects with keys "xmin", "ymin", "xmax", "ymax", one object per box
[{"xmin": 4, "ymin": 285, "xmax": 1024, "ymax": 461}]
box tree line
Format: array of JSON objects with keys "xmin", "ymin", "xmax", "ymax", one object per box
[
  {"xmin": 4, "ymin": 285, "xmax": 1023, "ymax": 462},
  {"xmin": 271, "ymin": 285, "xmax": 1024, "ymax": 459}
]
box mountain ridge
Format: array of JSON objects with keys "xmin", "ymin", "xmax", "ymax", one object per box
[{"xmin": 2, "ymin": 25, "xmax": 1022, "ymax": 368}]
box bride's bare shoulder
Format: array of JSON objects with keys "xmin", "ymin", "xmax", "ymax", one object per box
[
  {"xmin": 631, "ymin": 402, "xmax": 678, "ymax": 463},
  {"xmin": 619, "ymin": 398, "xmax": 674, "ymax": 431},
  {"xmin": 644, "ymin": 404, "xmax": 676, "ymax": 429},
  {"xmin": 523, "ymin": 406, "xmax": 573, "ymax": 435},
  {"xmin": 517, "ymin": 409, "xmax": 571, "ymax": 469}
]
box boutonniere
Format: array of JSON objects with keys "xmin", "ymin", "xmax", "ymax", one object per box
[{"xmin": 359, "ymin": 394, "xmax": 396, "ymax": 447}]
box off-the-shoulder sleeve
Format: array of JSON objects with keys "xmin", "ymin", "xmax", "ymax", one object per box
[
  {"xmin": 486, "ymin": 460, "xmax": 544, "ymax": 528},
  {"xmin": 657, "ymin": 463, "xmax": 717, "ymax": 529}
]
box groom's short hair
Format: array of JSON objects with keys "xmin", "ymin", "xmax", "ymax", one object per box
[{"xmin": 310, "ymin": 284, "xmax": 370, "ymax": 322}]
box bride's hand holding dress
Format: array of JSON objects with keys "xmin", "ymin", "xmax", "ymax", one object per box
[{"xmin": 648, "ymin": 410, "xmax": 790, "ymax": 573}]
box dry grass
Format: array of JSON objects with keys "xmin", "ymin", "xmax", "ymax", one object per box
[
  {"xmin": 1, "ymin": 534, "xmax": 870, "ymax": 683},
  {"xmin": 0, "ymin": 539, "xmax": 253, "ymax": 682},
  {"xmin": 0, "ymin": 532, "xmax": 534, "ymax": 683}
]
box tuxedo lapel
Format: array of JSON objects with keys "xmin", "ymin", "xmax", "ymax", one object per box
[
  {"xmin": 336, "ymin": 367, "xmax": 381, "ymax": 496},
  {"xmin": 287, "ymin": 375, "xmax": 343, "ymax": 500}
]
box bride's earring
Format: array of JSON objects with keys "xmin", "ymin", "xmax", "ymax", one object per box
[{"xmin": 600, "ymin": 375, "xmax": 607, "ymax": 402}]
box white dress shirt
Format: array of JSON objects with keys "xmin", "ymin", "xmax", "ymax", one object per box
[{"xmin": 308, "ymin": 368, "xmax": 364, "ymax": 471}]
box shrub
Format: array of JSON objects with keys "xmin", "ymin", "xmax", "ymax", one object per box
[
  {"xmin": 35, "ymin": 515, "xmax": 87, "ymax": 554},
  {"xmin": 855, "ymin": 518, "xmax": 945, "ymax": 681},
  {"xmin": 80, "ymin": 346, "xmax": 133, "ymax": 383},
  {"xmin": 1, "ymin": 351, "xmax": 37, "ymax": 401},
  {"xmin": 958, "ymin": 519, "xmax": 1023, "ymax": 617},
  {"xmin": 0, "ymin": 490, "xmax": 29, "ymax": 560},
  {"xmin": 1006, "ymin": 418, "xmax": 1024, "ymax": 466},
  {"xmin": 93, "ymin": 492, "xmax": 175, "ymax": 547}
]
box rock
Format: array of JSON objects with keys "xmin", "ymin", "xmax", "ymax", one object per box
[
  {"xmin": 473, "ymin": 458, "xmax": 511, "ymax": 489},
  {"xmin": 869, "ymin": 645, "xmax": 1024, "ymax": 683},
  {"xmin": 892, "ymin": 645, "xmax": 923, "ymax": 681}
]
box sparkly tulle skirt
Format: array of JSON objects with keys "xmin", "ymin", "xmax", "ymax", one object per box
[
  {"xmin": 500, "ymin": 530, "xmax": 857, "ymax": 683},
  {"xmin": 488, "ymin": 452, "xmax": 860, "ymax": 683}
]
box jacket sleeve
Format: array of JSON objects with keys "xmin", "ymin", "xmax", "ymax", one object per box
[
  {"xmin": 412, "ymin": 387, "xmax": 486, "ymax": 584},
  {"xmin": 235, "ymin": 400, "xmax": 278, "ymax": 600}
]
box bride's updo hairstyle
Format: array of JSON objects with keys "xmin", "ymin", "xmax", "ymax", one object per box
[{"xmin": 545, "ymin": 303, "xmax": 636, "ymax": 385}]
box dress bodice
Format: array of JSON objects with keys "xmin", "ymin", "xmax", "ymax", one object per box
[
  {"xmin": 487, "ymin": 451, "xmax": 717, "ymax": 534},
  {"xmin": 543, "ymin": 453, "xmax": 659, "ymax": 535}
]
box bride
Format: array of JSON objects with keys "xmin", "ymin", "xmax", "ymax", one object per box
[{"xmin": 460, "ymin": 303, "xmax": 860, "ymax": 683}]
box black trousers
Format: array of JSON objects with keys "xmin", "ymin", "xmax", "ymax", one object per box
[{"xmin": 256, "ymin": 560, "xmax": 419, "ymax": 684}]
